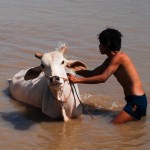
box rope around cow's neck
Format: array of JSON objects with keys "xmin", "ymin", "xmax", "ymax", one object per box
[
  {"xmin": 45, "ymin": 75, "xmax": 94, "ymax": 119},
  {"xmin": 69, "ymin": 80, "xmax": 94, "ymax": 120}
]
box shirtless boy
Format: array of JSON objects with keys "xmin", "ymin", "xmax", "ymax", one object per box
[{"xmin": 68, "ymin": 28, "xmax": 147, "ymax": 124}]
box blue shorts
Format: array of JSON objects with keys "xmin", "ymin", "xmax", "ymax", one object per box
[{"xmin": 123, "ymin": 94, "xmax": 147, "ymax": 120}]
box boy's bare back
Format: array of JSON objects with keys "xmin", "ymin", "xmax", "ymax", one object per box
[{"xmin": 109, "ymin": 52, "xmax": 144, "ymax": 96}]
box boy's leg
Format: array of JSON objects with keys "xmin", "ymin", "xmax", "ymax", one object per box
[{"xmin": 111, "ymin": 110, "xmax": 134, "ymax": 124}]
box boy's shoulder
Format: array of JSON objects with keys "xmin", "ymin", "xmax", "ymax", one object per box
[
  {"xmin": 110, "ymin": 51, "xmax": 130, "ymax": 65},
  {"xmin": 113, "ymin": 52, "xmax": 133, "ymax": 67},
  {"xmin": 114, "ymin": 51, "xmax": 129, "ymax": 59}
]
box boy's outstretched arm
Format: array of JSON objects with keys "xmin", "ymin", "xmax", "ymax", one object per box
[
  {"xmin": 75, "ymin": 70, "xmax": 93, "ymax": 77},
  {"xmin": 68, "ymin": 56, "xmax": 120, "ymax": 84},
  {"xmin": 75, "ymin": 58, "xmax": 110, "ymax": 77}
]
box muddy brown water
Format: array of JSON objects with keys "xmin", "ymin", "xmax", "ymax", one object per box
[{"xmin": 0, "ymin": 0, "xmax": 150, "ymax": 150}]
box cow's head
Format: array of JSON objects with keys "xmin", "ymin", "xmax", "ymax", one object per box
[{"xmin": 24, "ymin": 45, "xmax": 87, "ymax": 89}]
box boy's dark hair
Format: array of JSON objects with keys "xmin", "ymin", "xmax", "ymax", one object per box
[{"xmin": 98, "ymin": 28, "xmax": 123, "ymax": 51}]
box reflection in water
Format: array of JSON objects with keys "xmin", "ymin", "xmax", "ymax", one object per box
[
  {"xmin": 0, "ymin": 111, "xmax": 34, "ymax": 130},
  {"xmin": 116, "ymin": 121, "xmax": 148, "ymax": 149}
]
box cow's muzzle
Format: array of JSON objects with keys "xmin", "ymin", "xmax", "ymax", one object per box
[
  {"xmin": 45, "ymin": 75, "xmax": 68, "ymax": 86},
  {"xmin": 49, "ymin": 76, "xmax": 61, "ymax": 85}
]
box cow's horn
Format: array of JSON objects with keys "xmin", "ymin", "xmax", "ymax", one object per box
[
  {"xmin": 35, "ymin": 52, "xmax": 43, "ymax": 59},
  {"xmin": 60, "ymin": 46, "xmax": 67, "ymax": 54}
]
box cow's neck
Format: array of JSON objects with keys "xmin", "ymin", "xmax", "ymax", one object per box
[
  {"xmin": 50, "ymin": 81, "xmax": 72, "ymax": 102},
  {"xmin": 49, "ymin": 82, "xmax": 72, "ymax": 121},
  {"xmin": 50, "ymin": 88, "xmax": 63, "ymax": 101}
]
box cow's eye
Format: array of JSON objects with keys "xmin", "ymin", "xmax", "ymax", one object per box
[
  {"xmin": 41, "ymin": 64, "xmax": 44, "ymax": 68},
  {"xmin": 61, "ymin": 60, "xmax": 65, "ymax": 64}
]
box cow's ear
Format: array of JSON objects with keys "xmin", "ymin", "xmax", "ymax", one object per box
[
  {"xmin": 24, "ymin": 66, "xmax": 42, "ymax": 80},
  {"xmin": 66, "ymin": 60, "xmax": 87, "ymax": 71}
]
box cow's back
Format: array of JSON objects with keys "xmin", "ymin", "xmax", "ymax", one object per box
[{"xmin": 9, "ymin": 69, "xmax": 47, "ymax": 108}]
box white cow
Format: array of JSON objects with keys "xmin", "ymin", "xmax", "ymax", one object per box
[{"xmin": 9, "ymin": 44, "xmax": 87, "ymax": 121}]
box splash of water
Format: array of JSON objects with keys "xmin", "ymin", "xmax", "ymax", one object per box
[{"xmin": 55, "ymin": 42, "xmax": 66, "ymax": 51}]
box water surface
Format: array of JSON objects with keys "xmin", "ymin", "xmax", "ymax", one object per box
[{"xmin": 0, "ymin": 0, "xmax": 150, "ymax": 150}]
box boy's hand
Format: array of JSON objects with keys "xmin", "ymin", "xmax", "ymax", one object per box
[{"xmin": 67, "ymin": 73, "xmax": 78, "ymax": 83}]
